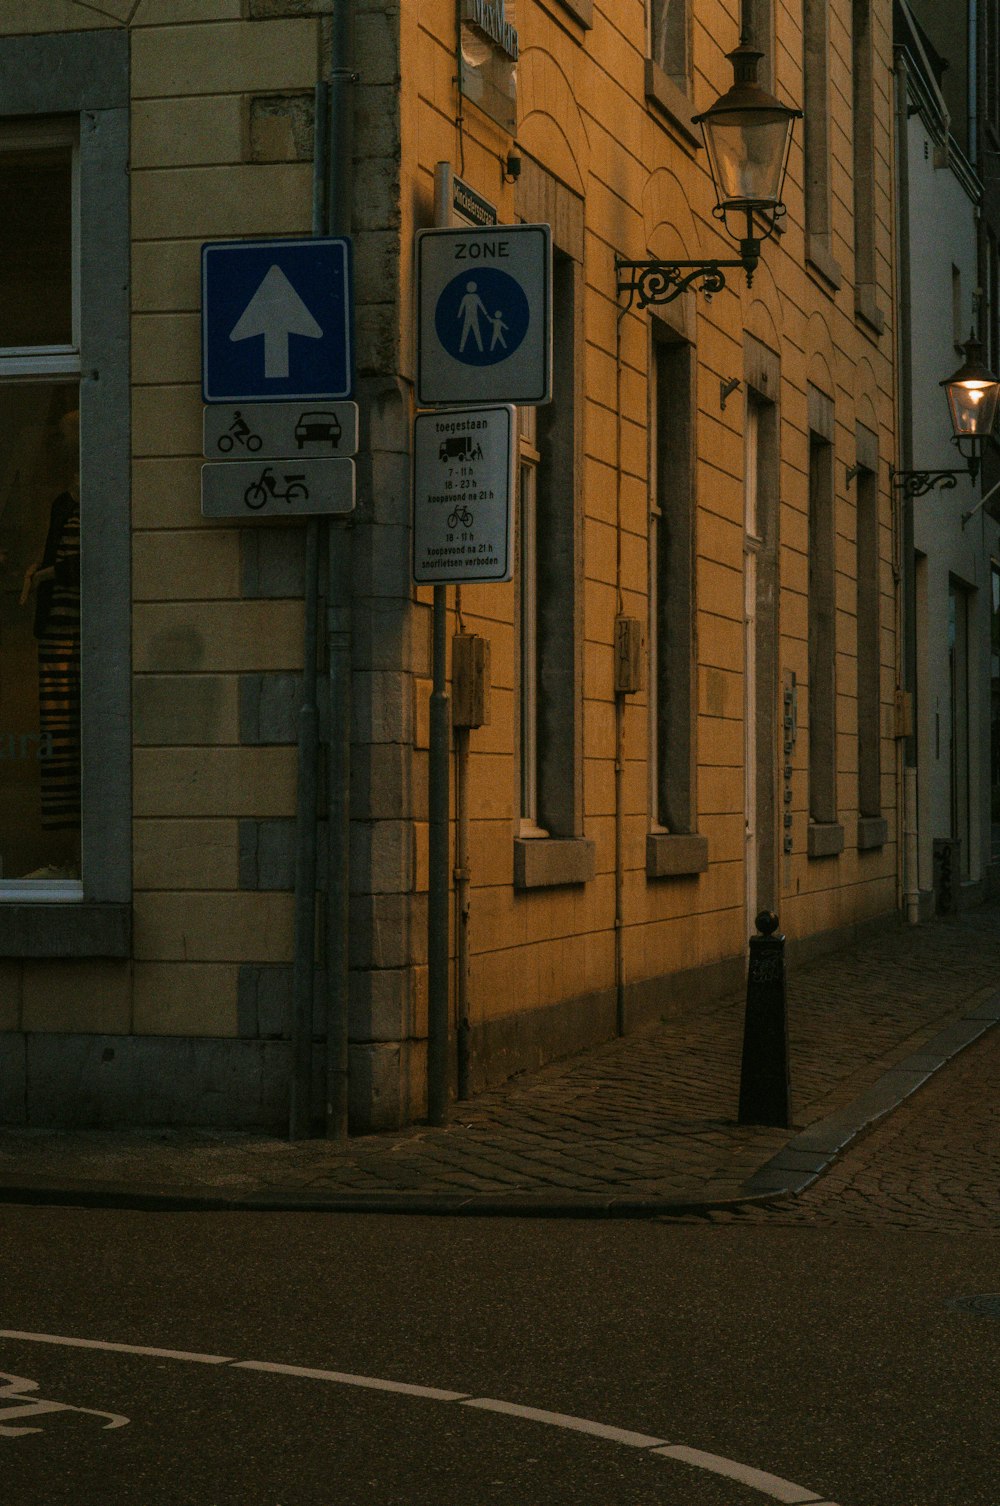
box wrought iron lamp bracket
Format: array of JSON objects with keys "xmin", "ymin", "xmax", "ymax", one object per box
[
  {"xmin": 890, "ymin": 467, "xmax": 964, "ymax": 499},
  {"xmin": 615, "ymin": 256, "xmax": 748, "ymax": 311},
  {"xmin": 891, "ymin": 439, "xmax": 981, "ymax": 498}
]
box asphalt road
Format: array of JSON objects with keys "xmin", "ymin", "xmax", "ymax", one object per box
[{"xmin": 3, "ymin": 1027, "xmax": 999, "ymax": 1506}]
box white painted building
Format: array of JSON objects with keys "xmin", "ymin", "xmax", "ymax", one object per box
[{"xmin": 895, "ymin": 0, "xmax": 1000, "ymax": 909}]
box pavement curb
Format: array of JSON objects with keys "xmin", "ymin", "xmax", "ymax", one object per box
[
  {"xmin": 0, "ymin": 1180, "xmax": 788, "ymax": 1218},
  {"xmin": 1, "ymin": 998, "xmax": 996, "ymax": 1221},
  {"xmin": 741, "ymin": 996, "xmax": 1000, "ymax": 1198}
]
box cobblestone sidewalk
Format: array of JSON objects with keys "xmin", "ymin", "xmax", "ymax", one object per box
[{"xmin": 2, "ymin": 906, "xmax": 1000, "ymax": 1213}]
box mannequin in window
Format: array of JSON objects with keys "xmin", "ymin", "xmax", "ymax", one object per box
[{"xmin": 19, "ymin": 408, "xmax": 80, "ymax": 876}]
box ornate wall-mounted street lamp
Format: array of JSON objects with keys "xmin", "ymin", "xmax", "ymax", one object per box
[
  {"xmin": 892, "ymin": 333, "xmax": 1000, "ymax": 498},
  {"xmin": 616, "ymin": 37, "xmax": 801, "ymax": 309}
]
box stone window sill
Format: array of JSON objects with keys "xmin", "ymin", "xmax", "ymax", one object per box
[
  {"xmin": 857, "ymin": 816, "xmax": 888, "ymax": 851},
  {"xmin": 0, "ymin": 902, "xmax": 131, "ymax": 958},
  {"xmin": 646, "ymin": 832, "xmax": 708, "ymax": 879},
  {"xmin": 806, "ymin": 234, "xmax": 842, "ymax": 293},
  {"xmin": 540, "ymin": 0, "xmax": 592, "ymax": 28},
  {"xmin": 514, "ymin": 836, "xmax": 595, "ymax": 890},
  {"xmin": 855, "ymin": 284, "xmax": 885, "ymax": 337},
  {"xmin": 807, "ymin": 822, "xmax": 844, "ymax": 859},
  {"xmin": 644, "ymin": 60, "xmax": 701, "ymax": 151}
]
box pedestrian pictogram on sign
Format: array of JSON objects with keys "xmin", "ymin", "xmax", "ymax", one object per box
[
  {"xmin": 436, "ymin": 270, "xmax": 530, "ymax": 366},
  {"xmin": 202, "ymin": 237, "xmax": 353, "ymax": 403}
]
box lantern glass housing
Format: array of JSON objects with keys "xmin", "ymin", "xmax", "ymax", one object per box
[
  {"xmin": 942, "ymin": 333, "xmax": 1000, "ymax": 442},
  {"xmin": 693, "ymin": 40, "xmax": 801, "ymax": 215}
]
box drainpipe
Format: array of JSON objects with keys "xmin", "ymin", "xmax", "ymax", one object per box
[
  {"xmin": 289, "ymin": 82, "xmax": 331, "ymax": 1139},
  {"xmin": 614, "ymin": 303, "xmax": 626, "ymax": 1034},
  {"xmin": 895, "ymin": 50, "xmax": 920, "ymax": 925},
  {"xmin": 325, "ymin": 5, "xmax": 356, "ymax": 1136}
]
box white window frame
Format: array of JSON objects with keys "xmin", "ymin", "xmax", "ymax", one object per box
[
  {"xmin": 0, "ymin": 27, "xmax": 131, "ymax": 956},
  {"xmin": 517, "ymin": 405, "xmax": 546, "ymax": 837},
  {"xmin": 0, "ymin": 118, "xmax": 83, "ymax": 902}
]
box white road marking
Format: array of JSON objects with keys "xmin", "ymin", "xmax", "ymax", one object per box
[
  {"xmin": 0, "ymin": 1330, "xmax": 231, "ymax": 1365},
  {"xmin": 233, "ymin": 1360, "xmax": 468, "ymax": 1402},
  {"xmin": 655, "ymin": 1445, "xmax": 826, "ymax": 1503},
  {"xmin": 0, "ymin": 1329, "xmax": 845, "ymax": 1502},
  {"xmin": 0, "ymin": 1371, "xmax": 129, "ymax": 1437},
  {"xmin": 461, "ymin": 1396, "xmax": 667, "ymax": 1448}
]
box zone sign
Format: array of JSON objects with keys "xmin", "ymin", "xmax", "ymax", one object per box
[{"xmin": 415, "ymin": 223, "xmax": 551, "ymax": 407}]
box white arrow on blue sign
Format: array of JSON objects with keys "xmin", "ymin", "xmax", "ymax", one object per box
[{"xmin": 202, "ymin": 237, "xmax": 353, "ymax": 403}]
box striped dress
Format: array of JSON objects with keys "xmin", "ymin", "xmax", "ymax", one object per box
[{"xmin": 36, "ymin": 499, "xmax": 80, "ymax": 830}]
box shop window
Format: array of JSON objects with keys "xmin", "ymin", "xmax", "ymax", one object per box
[
  {"xmin": 0, "ymin": 30, "xmax": 130, "ymax": 954},
  {"xmin": 0, "ymin": 125, "xmax": 80, "ymax": 890}
]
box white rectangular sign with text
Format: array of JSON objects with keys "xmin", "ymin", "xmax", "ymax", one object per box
[{"xmin": 413, "ymin": 405, "xmax": 515, "ymax": 583}]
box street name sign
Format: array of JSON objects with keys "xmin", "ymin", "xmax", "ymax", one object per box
[
  {"xmin": 452, "ymin": 173, "xmax": 497, "ymax": 227},
  {"xmin": 202, "ymin": 237, "xmax": 353, "ymax": 403},
  {"xmin": 415, "ymin": 224, "xmax": 551, "ymax": 407},
  {"xmin": 413, "ymin": 405, "xmax": 514, "ymax": 583},
  {"xmin": 201, "ymin": 457, "xmax": 356, "ymax": 518},
  {"xmin": 203, "ymin": 401, "xmax": 359, "ymax": 460}
]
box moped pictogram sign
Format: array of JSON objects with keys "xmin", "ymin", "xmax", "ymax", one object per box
[
  {"xmin": 201, "ymin": 457, "xmax": 356, "ymax": 517},
  {"xmin": 416, "ymin": 224, "xmax": 551, "ymax": 406}
]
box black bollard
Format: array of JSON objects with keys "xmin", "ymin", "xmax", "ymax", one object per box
[{"xmin": 737, "ymin": 911, "xmax": 791, "ymax": 1128}]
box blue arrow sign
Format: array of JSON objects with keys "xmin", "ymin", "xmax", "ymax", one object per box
[{"xmin": 202, "ymin": 237, "xmax": 353, "ymax": 403}]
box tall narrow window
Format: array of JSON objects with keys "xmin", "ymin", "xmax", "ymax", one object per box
[
  {"xmin": 952, "ymin": 265, "xmax": 964, "ymax": 351},
  {"xmin": 743, "ymin": 0, "xmax": 773, "ymax": 91},
  {"xmin": 650, "ymin": 332, "xmax": 694, "ymax": 834},
  {"xmin": 988, "ymin": 234, "xmax": 999, "ymax": 378},
  {"xmin": 807, "ymin": 392, "xmax": 840, "ymax": 850},
  {"xmin": 743, "ymin": 370, "xmax": 780, "ymax": 916},
  {"xmin": 855, "ymin": 448, "xmax": 882, "ymax": 830},
  {"xmin": 803, "ymin": 0, "xmax": 839, "ymax": 287},
  {"xmin": 514, "ymin": 243, "xmax": 592, "ymax": 888},
  {"xmin": 534, "ymin": 249, "xmax": 578, "ymax": 840},
  {"xmin": 949, "ymin": 580, "xmax": 972, "ymax": 876},
  {"xmin": 518, "ymin": 405, "xmax": 541, "ymax": 833},
  {"xmin": 988, "ymin": 0, "xmax": 1000, "ymax": 136},
  {"xmin": 852, "ymin": 0, "xmax": 880, "ymax": 324},
  {"xmin": 648, "ymin": 0, "xmax": 688, "ymax": 86},
  {"xmin": 990, "ymin": 564, "xmax": 1000, "ymax": 860}
]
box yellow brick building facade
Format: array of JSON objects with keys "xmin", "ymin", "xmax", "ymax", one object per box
[{"xmin": 0, "ymin": 0, "xmax": 898, "ymax": 1132}]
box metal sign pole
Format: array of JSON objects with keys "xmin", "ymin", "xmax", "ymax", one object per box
[
  {"xmin": 325, "ymin": 8, "xmax": 356, "ymax": 1140},
  {"xmin": 427, "ymin": 164, "xmax": 453, "ymax": 1126}
]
